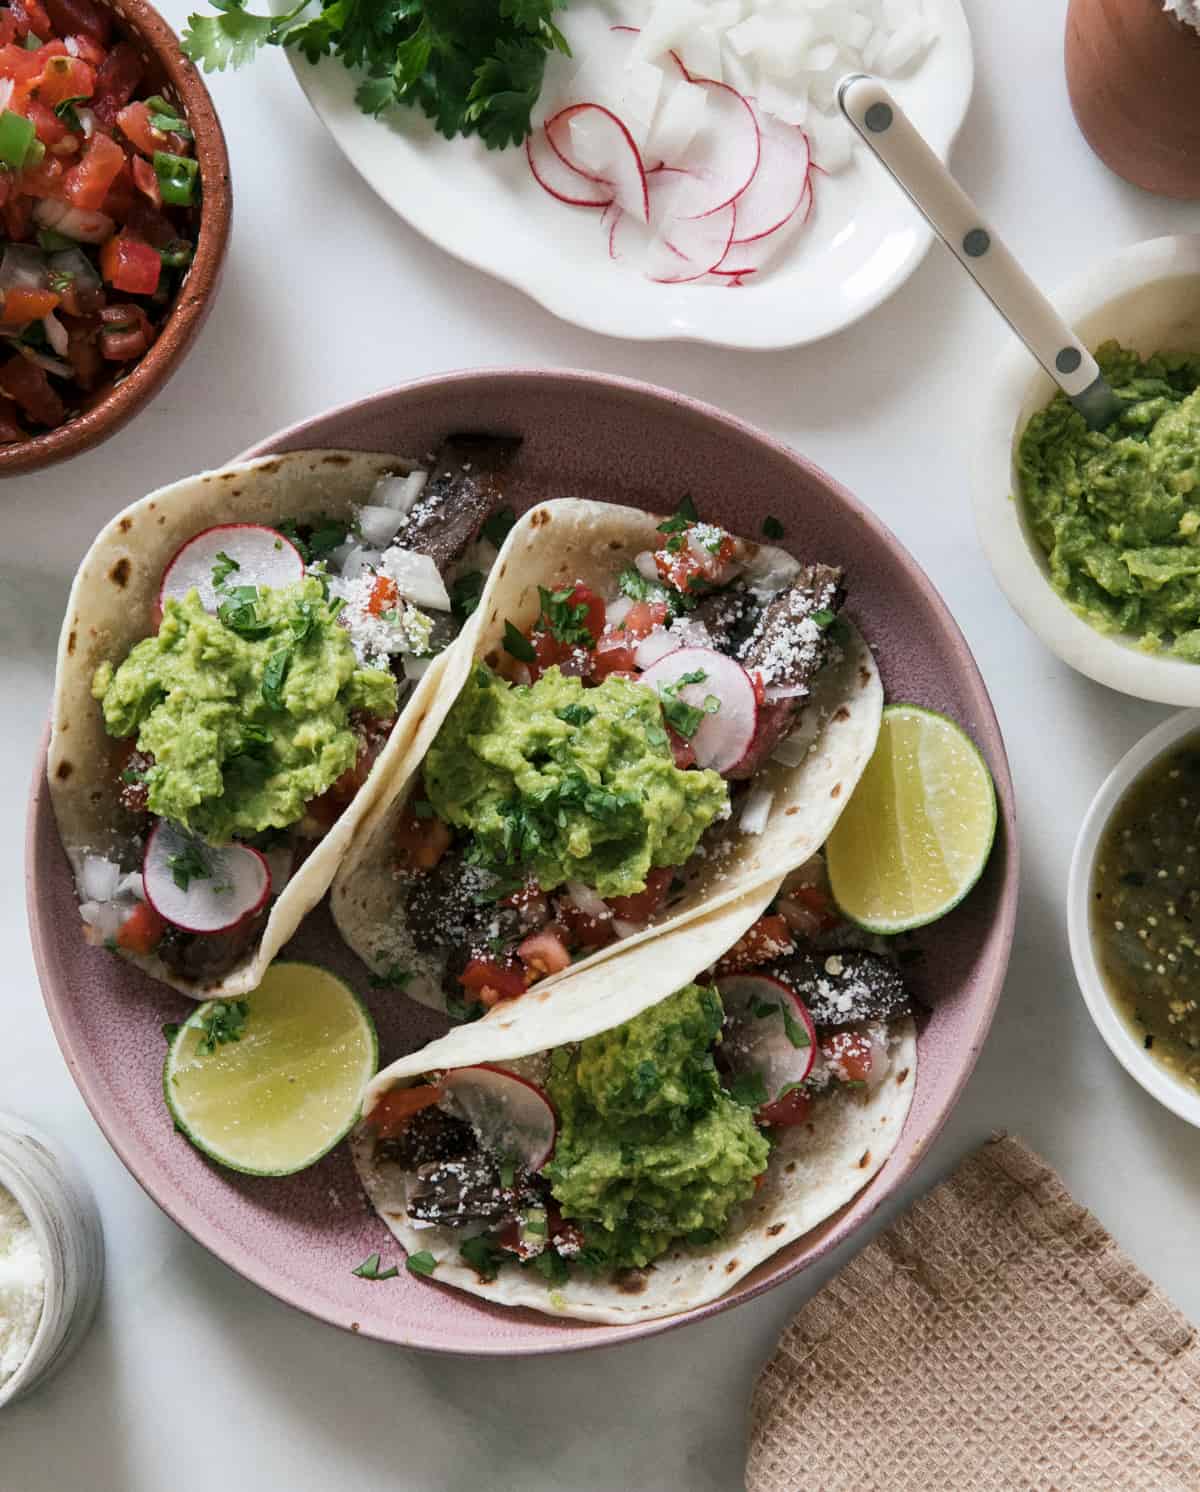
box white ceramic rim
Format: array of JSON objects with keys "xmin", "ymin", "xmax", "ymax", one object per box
[
  {"xmin": 282, "ymin": 0, "xmax": 974, "ymax": 349},
  {"xmin": 971, "ymin": 233, "xmax": 1200, "ymax": 706},
  {"xmin": 1067, "ymin": 708, "xmax": 1200, "ymax": 1129},
  {"xmin": 0, "ymin": 1139, "xmax": 64, "ymax": 1410}
]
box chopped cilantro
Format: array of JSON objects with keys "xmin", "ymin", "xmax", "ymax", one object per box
[
  {"xmin": 460, "ymin": 1234, "xmax": 506, "ymax": 1282},
  {"xmin": 121, "ymin": 764, "xmax": 148, "ymax": 785},
  {"xmin": 230, "ymin": 722, "xmax": 272, "ymax": 760},
  {"xmin": 217, "ymin": 586, "xmax": 272, "ymax": 640},
  {"xmin": 781, "ymin": 1004, "xmax": 811, "ymax": 1050},
  {"xmin": 657, "ymin": 674, "xmax": 720, "ymax": 740},
  {"xmin": 665, "ymin": 533, "xmax": 685, "ymax": 554},
  {"xmin": 52, "ymin": 96, "xmax": 86, "ymax": 132},
  {"xmin": 262, "ymin": 647, "xmax": 292, "ymax": 709},
  {"xmin": 405, "ymin": 1250, "xmax": 437, "ymax": 1278},
  {"xmin": 556, "ymin": 703, "xmax": 594, "ymax": 728},
  {"xmin": 482, "ymin": 506, "xmax": 517, "ymax": 547},
  {"xmin": 196, "ymin": 999, "xmax": 249, "ymax": 1056},
  {"xmin": 289, "ymin": 598, "xmax": 318, "ymax": 645},
  {"xmin": 450, "ymin": 571, "xmax": 484, "ymax": 619},
  {"xmin": 502, "ymin": 620, "xmax": 536, "ymax": 664},
  {"xmin": 166, "ymin": 841, "xmax": 210, "ymax": 891},
  {"xmin": 728, "ymin": 1070, "xmax": 768, "ymax": 1108},
  {"xmin": 811, "ymin": 608, "xmax": 835, "ymax": 629},
  {"xmin": 211, "ymin": 550, "xmax": 240, "ymax": 588},
  {"xmin": 528, "ymin": 1248, "xmax": 568, "ymax": 1284},
  {"xmin": 656, "ymin": 495, "xmax": 699, "ymax": 536},
  {"xmin": 762, "ymin": 516, "xmax": 785, "ymax": 540},
  {"xmin": 144, "ymin": 94, "xmax": 194, "ymax": 139},
  {"xmin": 617, "ymin": 567, "xmax": 665, "ymax": 604},
  {"xmin": 536, "ymin": 585, "xmax": 593, "ymax": 646},
  {"xmin": 161, "ymin": 1021, "xmax": 182, "ymax": 1042},
  {"xmin": 308, "ymin": 520, "xmax": 349, "ymax": 560},
  {"xmin": 352, "ymin": 1252, "xmax": 400, "ymax": 1281},
  {"xmin": 367, "ymin": 964, "xmax": 411, "ymax": 990}
]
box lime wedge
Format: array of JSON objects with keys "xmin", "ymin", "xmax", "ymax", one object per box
[
  {"xmin": 164, "ymin": 962, "xmax": 377, "ymax": 1176},
  {"xmin": 826, "ymin": 704, "xmax": 997, "ymax": 935}
]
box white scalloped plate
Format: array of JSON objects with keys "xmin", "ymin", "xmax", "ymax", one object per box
[{"xmin": 284, "ymin": 0, "xmax": 974, "ymax": 349}]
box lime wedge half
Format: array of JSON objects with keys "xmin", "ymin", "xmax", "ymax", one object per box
[
  {"xmin": 826, "ymin": 704, "xmax": 997, "ymax": 935},
  {"xmin": 164, "ymin": 962, "xmax": 377, "ymax": 1176}
]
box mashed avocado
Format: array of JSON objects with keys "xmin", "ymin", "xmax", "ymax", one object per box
[
  {"xmin": 545, "ymin": 984, "xmax": 770, "ymax": 1271},
  {"xmin": 423, "ymin": 665, "xmax": 728, "ymax": 899},
  {"xmin": 1018, "ymin": 341, "xmax": 1200, "ymax": 657},
  {"xmin": 92, "ymin": 579, "xmax": 396, "ymax": 843}
]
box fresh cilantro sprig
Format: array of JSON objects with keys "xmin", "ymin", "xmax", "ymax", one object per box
[
  {"xmin": 536, "ymin": 585, "xmax": 593, "ymax": 647},
  {"xmin": 196, "ymin": 999, "xmax": 249, "ymax": 1055},
  {"xmin": 182, "ymin": 0, "xmax": 571, "ymax": 149}
]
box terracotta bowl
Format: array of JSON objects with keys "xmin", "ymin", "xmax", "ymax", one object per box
[
  {"xmin": 27, "ymin": 369, "xmax": 1019, "ymax": 1355},
  {"xmin": 0, "ymin": 0, "xmax": 231, "ymax": 476}
]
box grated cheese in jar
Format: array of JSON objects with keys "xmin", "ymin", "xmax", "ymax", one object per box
[{"xmin": 0, "ymin": 1182, "xmax": 44, "ymax": 1389}]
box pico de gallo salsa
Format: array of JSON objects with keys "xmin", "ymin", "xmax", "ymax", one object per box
[{"xmin": 0, "ymin": 0, "xmax": 201, "ymax": 441}]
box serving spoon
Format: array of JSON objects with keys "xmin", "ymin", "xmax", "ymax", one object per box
[{"xmin": 837, "ymin": 73, "xmax": 1122, "ymax": 430}]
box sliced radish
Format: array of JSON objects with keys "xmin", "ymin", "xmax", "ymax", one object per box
[
  {"xmin": 718, "ymin": 973, "xmax": 815, "ymax": 1104},
  {"xmin": 608, "ymin": 173, "xmax": 736, "ymax": 284},
  {"xmin": 143, "ymin": 822, "xmax": 271, "ymax": 934},
  {"xmin": 546, "ymin": 104, "xmax": 649, "ymax": 224},
  {"xmin": 438, "ymin": 1065, "xmax": 557, "ymax": 1173},
  {"xmin": 526, "ymin": 127, "xmax": 613, "ymax": 208},
  {"xmin": 639, "ymin": 646, "xmax": 757, "ymax": 774},
  {"xmin": 633, "ymin": 625, "xmax": 682, "ymax": 671},
  {"xmin": 729, "ymin": 109, "xmax": 811, "ymax": 244},
  {"xmin": 160, "ymin": 524, "xmax": 304, "ymax": 615},
  {"xmin": 642, "ymin": 76, "xmax": 709, "ymax": 167},
  {"xmin": 663, "ymin": 56, "xmax": 760, "ymax": 220}
]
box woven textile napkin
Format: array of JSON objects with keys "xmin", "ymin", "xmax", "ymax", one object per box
[{"xmin": 746, "ymin": 1135, "xmax": 1200, "ymax": 1492}]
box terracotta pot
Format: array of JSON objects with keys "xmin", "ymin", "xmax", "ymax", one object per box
[
  {"xmin": 0, "ymin": 0, "xmax": 232, "ymax": 477},
  {"xmin": 1065, "ymin": 0, "xmax": 1200, "ymax": 200}
]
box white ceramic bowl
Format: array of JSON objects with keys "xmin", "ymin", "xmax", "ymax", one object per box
[
  {"xmin": 972, "ymin": 234, "xmax": 1200, "ymax": 705},
  {"xmin": 1068, "ymin": 708, "xmax": 1200, "ymax": 1128},
  {"xmin": 0, "ymin": 1114, "xmax": 104, "ymax": 1409}
]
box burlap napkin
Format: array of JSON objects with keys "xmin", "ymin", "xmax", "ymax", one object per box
[{"xmin": 746, "ymin": 1135, "xmax": 1200, "ymax": 1492}]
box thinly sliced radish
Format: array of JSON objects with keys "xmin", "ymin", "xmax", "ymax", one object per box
[
  {"xmin": 639, "ymin": 646, "xmax": 757, "ymax": 774},
  {"xmin": 663, "ymin": 56, "xmax": 760, "ymax": 219},
  {"xmin": 546, "ymin": 104, "xmax": 649, "ymax": 224},
  {"xmin": 143, "ymin": 822, "xmax": 271, "ymax": 934},
  {"xmin": 730, "ymin": 109, "xmax": 811, "ymax": 244},
  {"xmin": 438, "ymin": 1065, "xmax": 557, "ymax": 1172},
  {"xmin": 526, "ymin": 127, "xmax": 613, "ymax": 208},
  {"xmin": 718, "ymin": 973, "xmax": 815, "ymax": 1104},
  {"xmin": 642, "ymin": 76, "xmax": 709, "ymax": 166},
  {"xmin": 608, "ymin": 174, "xmax": 736, "ymax": 284},
  {"xmin": 160, "ymin": 524, "xmax": 304, "ymax": 615}
]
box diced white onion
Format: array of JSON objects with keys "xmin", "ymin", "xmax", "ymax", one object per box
[
  {"xmin": 739, "ymin": 785, "xmax": 774, "ymax": 835},
  {"xmin": 633, "ymin": 628, "xmax": 681, "ymax": 671},
  {"xmin": 33, "ymin": 199, "xmax": 113, "ymax": 244},
  {"xmin": 605, "ymin": 595, "xmax": 634, "ymax": 629},
  {"xmin": 79, "ymin": 900, "xmax": 124, "ymax": 941},
  {"xmin": 21, "ymin": 349, "xmax": 73, "ymax": 378},
  {"xmin": 634, "ymin": 551, "xmax": 659, "ymax": 582},
  {"xmin": 117, "ymin": 871, "xmax": 146, "ymax": 902},
  {"xmin": 372, "ymin": 469, "xmax": 427, "ymax": 513},
  {"xmin": 357, "ymin": 504, "xmax": 407, "ymax": 549},
  {"xmin": 403, "ymin": 654, "xmax": 435, "ymax": 681},
  {"xmin": 42, "ymin": 311, "xmax": 68, "ymax": 357},
  {"xmin": 80, "ymin": 855, "xmax": 121, "ymax": 904},
  {"xmin": 0, "ymin": 80, "xmax": 12, "ymax": 112},
  {"xmin": 612, "ymin": 917, "xmax": 645, "ymax": 939},
  {"xmin": 77, "ymin": 108, "xmax": 96, "ymax": 138},
  {"xmin": 339, "ymin": 546, "xmax": 381, "ymax": 583},
  {"xmin": 565, "ymin": 881, "xmax": 610, "ymax": 920},
  {"xmin": 380, "ymin": 548, "xmax": 451, "ymax": 611},
  {"xmin": 764, "ymin": 681, "xmax": 810, "ymax": 703}
]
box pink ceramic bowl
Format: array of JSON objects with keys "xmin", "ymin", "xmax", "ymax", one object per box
[{"xmin": 28, "ymin": 369, "xmax": 1018, "ymax": 1355}]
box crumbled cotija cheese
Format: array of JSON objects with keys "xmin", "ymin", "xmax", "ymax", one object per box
[{"xmin": 0, "ymin": 1182, "xmax": 45, "ymax": 1388}]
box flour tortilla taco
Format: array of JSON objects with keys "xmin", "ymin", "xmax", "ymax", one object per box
[
  {"xmin": 48, "ymin": 438, "xmax": 519, "ymax": 999},
  {"xmin": 352, "ymin": 856, "xmax": 916, "ymax": 1324},
  {"xmin": 332, "ymin": 496, "xmax": 883, "ymax": 1021}
]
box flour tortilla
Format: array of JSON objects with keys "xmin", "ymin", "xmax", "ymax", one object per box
[
  {"xmin": 331, "ymin": 497, "xmax": 883, "ymax": 1010},
  {"xmin": 47, "ymin": 448, "xmax": 456, "ymax": 1000},
  {"xmin": 352, "ymin": 902, "xmax": 916, "ymax": 1324}
]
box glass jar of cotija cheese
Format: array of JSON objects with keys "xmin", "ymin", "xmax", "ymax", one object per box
[
  {"xmin": 1065, "ymin": 0, "xmax": 1200, "ymax": 198},
  {"xmin": 0, "ymin": 1114, "xmax": 104, "ymax": 1409}
]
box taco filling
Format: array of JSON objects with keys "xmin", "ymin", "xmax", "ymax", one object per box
[
  {"xmin": 384, "ymin": 497, "xmax": 850, "ymax": 1019},
  {"xmin": 75, "ymin": 436, "xmax": 517, "ymax": 984},
  {"xmin": 358, "ymin": 865, "xmax": 912, "ymax": 1295}
]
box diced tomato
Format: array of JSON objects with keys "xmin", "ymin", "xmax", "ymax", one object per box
[
  {"xmin": 622, "ymin": 600, "xmax": 667, "ymax": 639},
  {"xmin": 99, "ymin": 303, "xmax": 153, "ymax": 360},
  {"xmin": 591, "ymin": 634, "xmax": 636, "ymax": 679},
  {"xmin": 9, "ymin": 0, "xmax": 54, "ymax": 43},
  {"xmin": 779, "ymin": 884, "xmax": 842, "ymax": 937},
  {"xmin": 37, "ymin": 52, "xmax": 95, "ymax": 107},
  {"xmin": 557, "ymin": 898, "xmax": 614, "ymax": 950},
  {"xmin": 564, "ymin": 582, "xmax": 605, "ymax": 643},
  {"xmin": 527, "ymin": 627, "xmax": 574, "ymax": 683},
  {"xmin": 0, "ymin": 286, "xmax": 59, "ymax": 323},
  {"xmin": 714, "ymin": 915, "xmax": 795, "ymax": 976},
  {"xmin": 606, "ymin": 865, "xmax": 673, "ymax": 923},
  {"xmin": 751, "ymin": 671, "xmax": 765, "ymax": 708},
  {"xmin": 44, "ymin": 0, "xmax": 111, "ymax": 44},
  {"xmin": 24, "ymin": 98, "xmax": 66, "ymax": 146},
  {"xmin": 667, "ymin": 727, "xmax": 696, "ymax": 769},
  {"xmin": 820, "ymin": 1030, "xmax": 875, "ymax": 1085},
  {"xmin": 130, "ymin": 152, "xmax": 159, "ymax": 206},
  {"xmin": 0, "ymin": 42, "xmax": 44, "ymax": 95},
  {"xmin": 115, "ymin": 99, "xmax": 161, "ymax": 157},
  {"xmin": 458, "ymin": 957, "xmax": 528, "ymax": 1006},
  {"xmin": 757, "ymin": 1088, "xmax": 812, "ymax": 1128},
  {"xmin": 0, "ymin": 12, "xmax": 15, "ymax": 45},
  {"xmin": 394, "ymin": 805, "xmax": 452, "ymax": 871},
  {"xmin": 90, "ymin": 39, "xmax": 142, "ymax": 125},
  {"xmin": 115, "ymin": 900, "xmax": 165, "ymax": 955},
  {"xmin": 17, "ymin": 155, "xmax": 68, "ymax": 200},
  {"xmin": 99, "ymin": 158, "xmax": 134, "ymax": 219},
  {"xmin": 64, "ymin": 130, "xmax": 125, "ymax": 210},
  {"xmin": 368, "ymin": 1084, "xmax": 444, "ymax": 1139},
  {"xmin": 0, "ymin": 354, "xmax": 64, "ymax": 426},
  {"xmin": 517, "ymin": 925, "xmax": 572, "ymax": 978},
  {"xmin": 366, "ymin": 574, "xmax": 398, "ymax": 617},
  {"xmin": 99, "ymin": 233, "xmax": 159, "ymax": 294}
]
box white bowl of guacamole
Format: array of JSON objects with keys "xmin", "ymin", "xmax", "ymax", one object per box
[{"xmin": 972, "ymin": 233, "xmax": 1200, "ymax": 705}]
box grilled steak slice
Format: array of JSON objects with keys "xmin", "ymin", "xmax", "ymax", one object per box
[
  {"xmin": 691, "ymin": 586, "xmax": 760, "ymax": 655},
  {"xmin": 156, "ymin": 908, "xmax": 269, "ymax": 983},
  {"xmin": 396, "ymin": 434, "xmax": 520, "ymax": 575},
  {"xmin": 728, "ymin": 563, "xmax": 846, "ymax": 779},
  {"xmin": 375, "ymin": 1105, "xmax": 477, "ymax": 1172},
  {"xmin": 404, "ymin": 850, "xmax": 523, "ymax": 982},
  {"xmin": 407, "ymin": 1155, "xmax": 542, "ymax": 1227},
  {"xmin": 766, "ymin": 949, "xmax": 909, "ymax": 1030}
]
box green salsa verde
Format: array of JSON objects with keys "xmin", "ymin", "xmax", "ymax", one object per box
[
  {"xmin": 1017, "ymin": 341, "xmax": 1200, "ymax": 658},
  {"xmin": 92, "ymin": 580, "xmax": 397, "ymax": 843},
  {"xmin": 1091, "ymin": 733, "xmax": 1200, "ymax": 1090}
]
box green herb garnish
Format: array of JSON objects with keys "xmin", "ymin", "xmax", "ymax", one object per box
[
  {"xmin": 460, "ymin": 1234, "xmax": 506, "ymax": 1282},
  {"xmin": 728, "ymin": 1070, "xmax": 769, "ymax": 1109},
  {"xmin": 352, "ymin": 1252, "xmax": 400, "ymax": 1281},
  {"xmin": 450, "ymin": 570, "xmax": 484, "ymax": 618},
  {"xmin": 262, "ymin": 647, "xmax": 292, "ymax": 708},
  {"xmin": 503, "ymin": 620, "xmax": 536, "ymax": 664},
  {"xmin": 196, "ymin": 999, "xmax": 249, "ymax": 1055},
  {"xmin": 656, "ymin": 495, "xmax": 699, "ymax": 537},
  {"xmin": 367, "ymin": 964, "xmax": 411, "ymax": 990},
  {"xmin": 405, "ymin": 1251, "xmax": 437, "ymax": 1278},
  {"xmin": 811, "ymin": 608, "xmax": 835, "ymax": 629},
  {"xmin": 537, "ymin": 585, "xmax": 593, "ymax": 646},
  {"xmin": 211, "ymin": 550, "xmax": 240, "ymax": 588},
  {"xmin": 555, "ymin": 703, "xmax": 594, "ymax": 728},
  {"xmin": 166, "ymin": 841, "xmax": 210, "ymax": 891}
]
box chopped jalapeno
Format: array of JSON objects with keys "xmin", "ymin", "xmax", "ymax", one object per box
[
  {"xmin": 0, "ymin": 110, "xmax": 36, "ymax": 169},
  {"xmin": 153, "ymin": 151, "xmax": 199, "ymax": 207}
]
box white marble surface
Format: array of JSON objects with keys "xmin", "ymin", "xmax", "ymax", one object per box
[{"xmin": 4, "ymin": 2, "xmax": 1200, "ymax": 1487}]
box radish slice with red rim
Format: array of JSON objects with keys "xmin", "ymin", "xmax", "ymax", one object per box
[
  {"xmin": 663, "ymin": 56, "xmax": 761, "ymax": 220},
  {"xmin": 638, "ymin": 646, "xmax": 757, "ymax": 774},
  {"xmin": 160, "ymin": 524, "xmax": 305, "ymax": 615},
  {"xmin": 142, "ymin": 822, "xmax": 271, "ymax": 934},
  {"xmin": 717, "ymin": 973, "xmax": 815, "ymax": 1105},
  {"xmin": 526, "ymin": 126, "xmax": 613, "ymax": 207},
  {"xmin": 438, "ymin": 1065, "xmax": 557, "ymax": 1173},
  {"xmin": 729, "ymin": 111, "xmax": 811, "ymax": 245},
  {"xmin": 545, "ymin": 104, "xmax": 650, "ymax": 223},
  {"xmin": 608, "ymin": 173, "xmax": 735, "ymax": 284}
]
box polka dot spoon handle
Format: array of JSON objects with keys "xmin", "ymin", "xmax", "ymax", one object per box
[{"xmin": 837, "ymin": 74, "xmax": 1121, "ymax": 430}]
